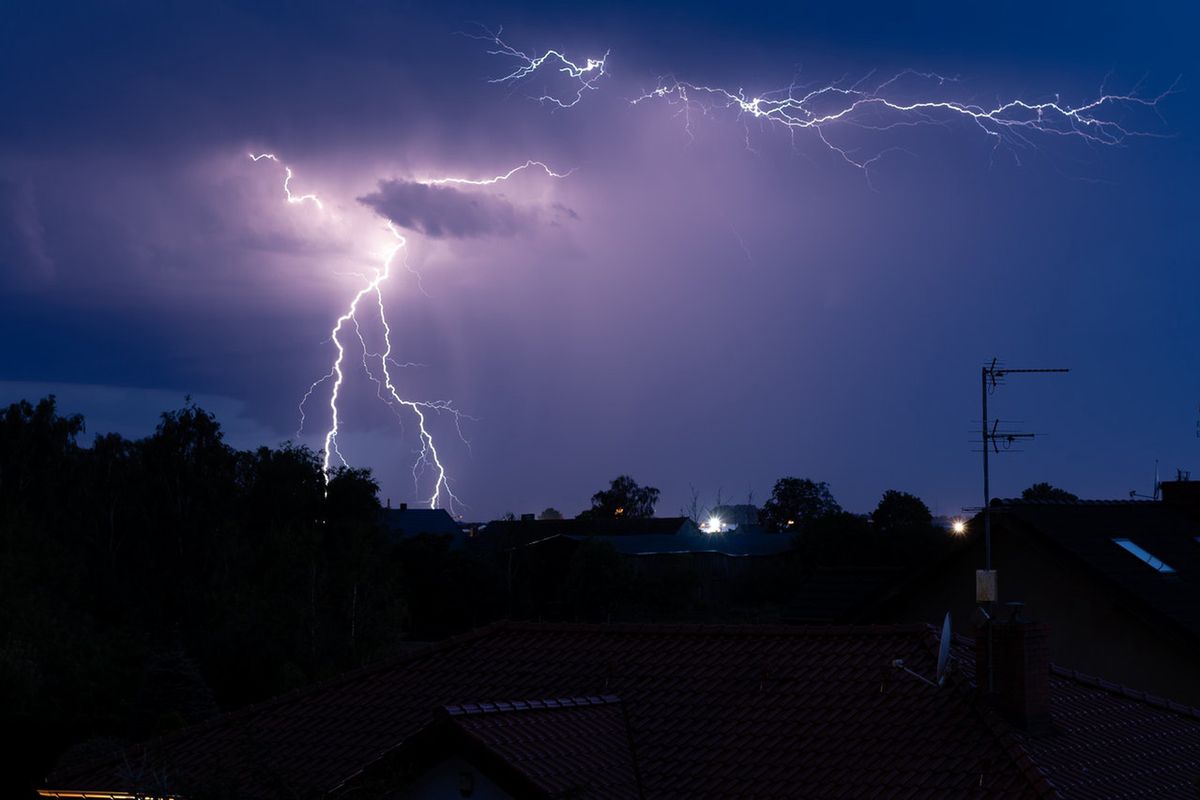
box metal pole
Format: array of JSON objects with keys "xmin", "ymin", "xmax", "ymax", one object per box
[
  {"xmin": 981, "ymin": 364, "xmax": 993, "ymax": 693},
  {"xmin": 982, "ymin": 365, "xmax": 991, "ymax": 571}
]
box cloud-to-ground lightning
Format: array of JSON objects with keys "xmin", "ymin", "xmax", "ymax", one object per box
[
  {"xmin": 631, "ymin": 70, "xmax": 1177, "ymax": 172},
  {"xmin": 251, "ymin": 152, "xmax": 568, "ymax": 512},
  {"xmin": 464, "ymin": 25, "xmax": 609, "ymax": 108}
]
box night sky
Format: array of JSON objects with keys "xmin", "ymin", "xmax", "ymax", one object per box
[{"xmin": 2, "ymin": 1, "xmax": 1196, "ymax": 520}]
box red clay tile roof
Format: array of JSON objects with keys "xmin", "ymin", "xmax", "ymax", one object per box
[
  {"xmin": 442, "ymin": 695, "xmax": 642, "ymax": 799},
  {"xmin": 1027, "ymin": 666, "xmax": 1200, "ymax": 798},
  {"xmin": 44, "ymin": 622, "xmax": 1200, "ymax": 799}
]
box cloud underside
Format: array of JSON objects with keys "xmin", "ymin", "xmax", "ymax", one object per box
[{"xmin": 358, "ymin": 180, "xmax": 534, "ymax": 239}]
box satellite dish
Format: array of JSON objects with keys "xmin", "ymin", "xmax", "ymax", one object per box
[{"xmin": 935, "ymin": 612, "xmax": 952, "ymax": 686}]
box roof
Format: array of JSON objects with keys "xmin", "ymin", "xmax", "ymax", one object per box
[
  {"xmin": 951, "ymin": 634, "xmax": 1200, "ymax": 798},
  {"xmin": 45, "ymin": 622, "xmax": 1200, "ymax": 799},
  {"xmin": 558, "ymin": 530, "xmax": 793, "ymax": 557},
  {"xmin": 988, "ymin": 499, "xmax": 1200, "ymax": 644},
  {"xmin": 442, "ymin": 696, "xmax": 641, "ymax": 799},
  {"xmin": 339, "ymin": 695, "xmax": 641, "ymax": 799},
  {"xmin": 480, "ymin": 516, "xmax": 698, "ymax": 548},
  {"xmin": 381, "ymin": 506, "xmax": 462, "ymax": 538}
]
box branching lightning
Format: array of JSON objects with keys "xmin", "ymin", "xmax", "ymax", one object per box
[
  {"xmin": 252, "ymin": 152, "xmax": 567, "ymax": 513},
  {"xmin": 418, "ymin": 159, "xmax": 573, "ymax": 185},
  {"xmin": 464, "ymin": 25, "xmax": 609, "ymax": 108},
  {"xmin": 250, "ymin": 153, "xmax": 324, "ymax": 208},
  {"xmin": 631, "ymin": 70, "xmax": 1178, "ymax": 173}
]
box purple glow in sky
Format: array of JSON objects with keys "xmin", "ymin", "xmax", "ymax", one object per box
[{"xmin": 1, "ymin": 1, "xmax": 1195, "ymax": 520}]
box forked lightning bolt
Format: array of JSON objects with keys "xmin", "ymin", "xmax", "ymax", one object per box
[
  {"xmin": 465, "ymin": 25, "xmax": 609, "ymax": 108},
  {"xmin": 252, "ymin": 153, "xmax": 567, "ymax": 513},
  {"xmin": 249, "ymin": 153, "xmax": 324, "ymax": 208}
]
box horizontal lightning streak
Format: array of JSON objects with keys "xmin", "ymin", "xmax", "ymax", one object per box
[{"xmin": 630, "ymin": 71, "xmax": 1178, "ymax": 171}]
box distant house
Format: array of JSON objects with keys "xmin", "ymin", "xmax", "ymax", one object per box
[
  {"xmin": 381, "ymin": 503, "xmax": 462, "ymax": 543},
  {"xmin": 43, "ymin": 619, "xmax": 1200, "ymax": 798},
  {"xmin": 882, "ymin": 480, "xmax": 1200, "ymax": 705},
  {"xmin": 479, "ymin": 515, "xmax": 701, "ymax": 549},
  {"xmin": 488, "ymin": 516, "xmax": 794, "ymax": 606}
]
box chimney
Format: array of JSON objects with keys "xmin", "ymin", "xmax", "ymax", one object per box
[
  {"xmin": 975, "ymin": 603, "xmax": 1052, "ymax": 733},
  {"xmin": 399, "ymin": 502, "xmax": 408, "ymax": 512},
  {"xmin": 1160, "ymin": 480, "xmax": 1200, "ymax": 515}
]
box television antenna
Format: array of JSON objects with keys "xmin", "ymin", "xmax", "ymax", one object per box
[
  {"xmin": 978, "ymin": 358, "xmax": 1069, "ymax": 570},
  {"xmin": 976, "ymin": 357, "xmax": 1068, "ymax": 693}
]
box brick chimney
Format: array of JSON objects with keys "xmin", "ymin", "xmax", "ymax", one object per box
[
  {"xmin": 1160, "ymin": 480, "xmax": 1200, "ymax": 515},
  {"xmin": 975, "ymin": 603, "xmax": 1052, "ymax": 733}
]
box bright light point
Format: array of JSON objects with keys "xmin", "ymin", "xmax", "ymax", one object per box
[
  {"xmin": 701, "ymin": 515, "xmax": 724, "ymax": 534},
  {"xmin": 951, "ymin": 519, "xmax": 967, "ymax": 536}
]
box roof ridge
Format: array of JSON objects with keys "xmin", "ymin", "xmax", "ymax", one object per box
[
  {"xmin": 1049, "ymin": 664, "xmax": 1200, "ymax": 720},
  {"xmin": 496, "ymin": 620, "xmax": 934, "ymax": 636},
  {"xmin": 993, "ymin": 497, "xmax": 1160, "ymax": 506},
  {"xmin": 443, "ymin": 694, "xmax": 623, "ymax": 716},
  {"xmin": 45, "ymin": 620, "xmax": 514, "ymax": 785}
]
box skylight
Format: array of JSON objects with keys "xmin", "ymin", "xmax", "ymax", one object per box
[{"xmin": 1111, "ymin": 538, "xmax": 1176, "ymax": 573}]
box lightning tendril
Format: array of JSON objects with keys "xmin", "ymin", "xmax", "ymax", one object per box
[{"xmin": 252, "ymin": 153, "xmax": 568, "ymax": 513}]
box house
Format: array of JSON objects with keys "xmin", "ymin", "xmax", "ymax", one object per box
[
  {"xmin": 478, "ymin": 515, "xmax": 702, "ymax": 549},
  {"xmin": 43, "ymin": 618, "xmax": 1200, "ymax": 798},
  {"xmin": 881, "ymin": 479, "xmax": 1200, "ymax": 705},
  {"xmin": 503, "ymin": 520, "xmax": 794, "ymax": 607},
  {"xmin": 381, "ymin": 503, "xmax": 463, "ymax": 543}
]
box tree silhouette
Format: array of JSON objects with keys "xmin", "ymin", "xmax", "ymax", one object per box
[
  {"xmin": 871, "ymin": 490, "xmax": 933, "ymax": 535},
  {"xmin": 760, "ymin": 477, "xmax": 841, "ymax": 532},
  {"xmin": 580, "ymin": 475, "xmax": 660, "ymax": 518},
  {"xmin": 1021, "ymin": 482, "xmax": 1079, "ymax": 502}
]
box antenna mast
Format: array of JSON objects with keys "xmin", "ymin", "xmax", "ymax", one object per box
[{"xmin": 977, "ymin": 358, "xmax": 1068, "ymax": 692}]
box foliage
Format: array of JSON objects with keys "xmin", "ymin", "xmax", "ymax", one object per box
[
  {"xmin": 538, "ymin": 507, "xmax": 564, "ymax": 520},
  {"xmin": 579, "ymin": 474, "xmax": 660, "ymax": 518},
  {"xmin": 760, "ymin": 477, "xmax": 841, "ymax": 532},
  {"xmin": 1021, "ymin": 482, "xmax": 1079, "ymax": 502},
  {"xmin": 0, "ymin": 397, "xmax": 407, "ymax": 794},
  {"xmin": 871, "ymin": 490, "xmax": 933, "ymax": 535}
]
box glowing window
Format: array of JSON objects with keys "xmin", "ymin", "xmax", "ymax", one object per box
[{"xmin": 1111, "ymin": 538, "xmax": 1176, "ymax": 573}]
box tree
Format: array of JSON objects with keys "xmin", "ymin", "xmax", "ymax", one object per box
[
  {"xmin": 538, "ymin": 507, "xmax": 564, "ymax": 520},
  {"xmin": 580, "ymin": 475, "xmax": 660, "ymax": 519},
  {"xmin": 760, "ymin": 477, "xmax": 841, "ymax": 532},
  {"xmin": 1021, "ymin": 482, "xmax": 1079, "ymax": 503},
  {"xmin": 871, "ymin": 490, "xmax": 933, "ymax": 535}
]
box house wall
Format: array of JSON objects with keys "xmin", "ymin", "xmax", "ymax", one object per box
[
  {"xmin": 881, "ymin": 522, "xmax": 1200, "ymax": 706},
  {"xmin": 399, "ymin": 755, "xmax": 513, "ymax": 800}
]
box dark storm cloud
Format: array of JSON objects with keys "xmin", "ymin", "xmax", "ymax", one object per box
[{"xmin": 358, "ymin": 180, "xmax": 535, "ymax": 239}]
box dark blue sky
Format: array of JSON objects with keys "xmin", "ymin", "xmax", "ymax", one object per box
[{"xmin": 1, "ymin": 1, "xmax": 1196, "ymax": 519}]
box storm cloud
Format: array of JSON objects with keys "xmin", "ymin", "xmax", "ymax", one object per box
[{"xmin": 358, "ymin": 180, "xmax": 535, "ymax": 239}]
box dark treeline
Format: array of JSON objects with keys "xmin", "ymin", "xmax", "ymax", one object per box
[
  {"xmin": 1, "ymin": 397, "xmax": 416, "ymax": 794},
  {"xmin": 1, "ymin": 397, "xmax": 962, "ymax": 795}
]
